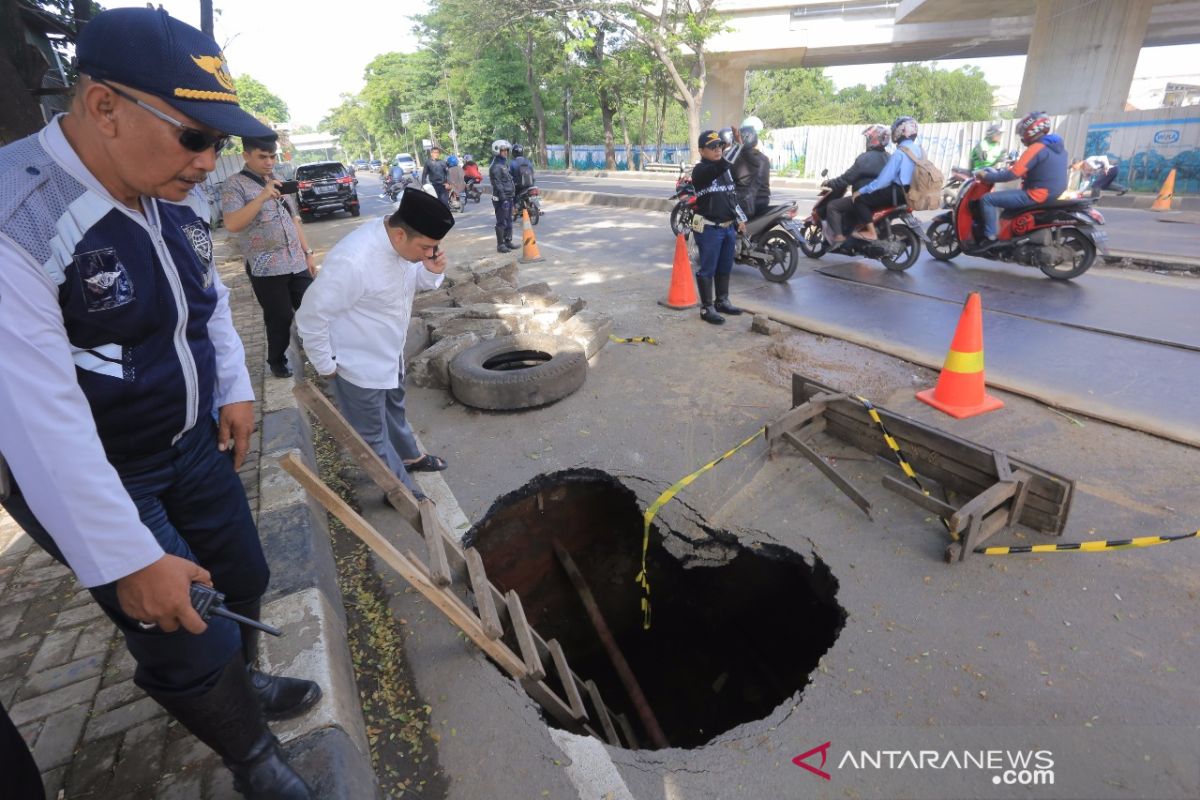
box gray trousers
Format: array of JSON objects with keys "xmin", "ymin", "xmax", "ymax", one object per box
[{"xmin": 333, "ymin": 370, "xmax": 421, "ymax": 492}]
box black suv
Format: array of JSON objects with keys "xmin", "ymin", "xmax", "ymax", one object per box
[{"xmin": 296, "ymin": 161, "xmax": 360, "ymax": 221}]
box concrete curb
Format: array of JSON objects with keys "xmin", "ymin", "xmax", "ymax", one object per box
[{"xmin": 248, "ymin": 350, "xmax": 378, "ymax": 797}]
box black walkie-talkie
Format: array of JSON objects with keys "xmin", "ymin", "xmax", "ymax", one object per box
[{"xmin": 190, "ymin": 583, "xmax": 282, "ymax": 636}]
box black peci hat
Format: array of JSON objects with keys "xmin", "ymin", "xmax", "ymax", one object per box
[{"xmin": 394, "ymin": 189, "xmax": 455, "ymax": 240}]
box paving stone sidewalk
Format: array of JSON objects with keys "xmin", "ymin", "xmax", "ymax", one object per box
[{"xmin": 0, "ymin": 252, "xmax": 298, "ymax": 799}]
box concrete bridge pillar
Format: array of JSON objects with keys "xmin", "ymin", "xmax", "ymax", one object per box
[
  {"xmin": 1017, "ymin": 0, "xmax": 1153, "ymax": 116},
  {"xmin": 700, "ymin": 57, "xmax": 749, "ymax": 132}
]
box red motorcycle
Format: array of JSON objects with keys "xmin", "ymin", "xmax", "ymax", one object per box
[
  {"xmin": 798, "ymin": 179, "xmax": 925, "ymax": 271},
  {"xmin": 926, "ymin": 175, "xmax": 1107, "ymax": 280}
]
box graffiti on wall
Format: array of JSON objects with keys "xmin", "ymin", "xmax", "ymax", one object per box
[{"xmin": 1085, "ymin": 118, "xmax": 1200, "ymax": 194}]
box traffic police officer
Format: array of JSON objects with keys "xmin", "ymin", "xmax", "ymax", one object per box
[{"xmin": 691, "ymin": 128, "xmax": 748, "ymax": 325}]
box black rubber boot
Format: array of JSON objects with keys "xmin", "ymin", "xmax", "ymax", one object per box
[
  {"xmin": 150, "ymin": 655, "xmax": 313, "ymax": 799},
  {"xmin": 696, "ymin": 275, "xmax": 724, "ymax": 325},
  {"xmin": 713, "ymin": 273, "xmax": 744, "ymax": 315},
  {"xmin": 505, "ymin": 232, "xmax": 516, "ymax": 251},
  {"xmin": 230, "ymin": 600, "xmax": 323, "ymax": 722},
  {"xmin": 495, "ymin": 227, "xmax": 512, "ymax": 253}
]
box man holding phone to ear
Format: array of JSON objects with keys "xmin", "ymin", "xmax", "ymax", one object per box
[
  {"xmin": 221, "ymin": 135, "xmax": 316, "ymax": 378},
  {"xmin": 296, "ymin": 189, "xmax": 454, "ymax": 502}
]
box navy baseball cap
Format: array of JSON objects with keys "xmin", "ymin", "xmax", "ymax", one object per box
[
  {"xmin": 698, "ymin": 130, "xmax": 722, "ymax": 149},
  {"xmin": 75, "ymin": 7, "xmax": 274, "ymax": 139}
]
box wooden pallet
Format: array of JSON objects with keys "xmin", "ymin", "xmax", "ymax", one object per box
[
  {"xmin": 765, "ymin": 374, "xmax": 1077, "ymax": 563},
  {"xmin": 285, "ymin": 382, "xmax": 637, "ymax": 748}
]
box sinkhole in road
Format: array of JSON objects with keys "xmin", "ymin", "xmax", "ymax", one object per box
[{"xmin": 464, "ymin": 468, "xmax": 845, "ymax": 750}]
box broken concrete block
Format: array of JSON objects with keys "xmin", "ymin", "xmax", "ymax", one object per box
[
  {"xmin": 459, "ymin": 303, "xmax": 540, "ymax": 332},
  {"xmin": 478, "ymin": 288, "xmax": 523, "ymax": 305},
  {"xmin": 403, "ymin": 317, "xmax": 430, "ymax": 365},
  {"xmin": 429, "ymin": 317, "xmax": 516, "ymax": 344},
  {"xmin": 518, "ymin": 292, "xmax": 562, "ymax": 310},
  {"xmin": 412, "ymin": 288, "xmax": 453, "ymax": 312},
  {"xmin": 477, "ymin": 275, "xmax": 518, "ymax": 293},
  {"xmin": 517, "ymin": 281, "xmax": 552, "ymax": 296},
  {"xmin": 441, "ymin": 263, "xmax": 475, "ymax": 287},
  {"xmin": 751, "ymin": 314, "xmax": 781, "ymax": 336},
  {"xmin": 446, "ymin": 282, "xmax": 489, "ymax": 306},
  {"xmin": 408, "ymin": 332, "xmax": 478, "ymax": 388},
  {"xmin": 524, "ymin": 303, "xmax": 576, "ymax": 334},
  {"xmin": 473, "ymin": 261, "xmax": 519, "ymax": 287},
  {"xmin": 563, "ymin": 296, "xmax": 587, "ymax": 315},
  {"xmin": 559, "ymin": 310, "xmax": 613, "ymax": 359},
  {"xmin": 416, "ymin": 307, "xmax": 471, "ymax": 327}
]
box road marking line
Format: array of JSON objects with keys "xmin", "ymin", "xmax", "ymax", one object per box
[{"xmin": 539, "ymin": 242, "xmax": 574, "ymax": 253}]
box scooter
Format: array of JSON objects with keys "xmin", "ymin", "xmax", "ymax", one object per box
[
  {"xmin": 462, "ymin": 176, "xmax": 482, "ymax": 203},
  {"xmin": 797, "ymin": 176, "xmax": 925, "ymax": 271},
  {"xmin": 940, "ymin": 167, "xmax": 973, "ymax": 209},
  {"xmin": 925, "ymin": 174, "xmax": 1108, "ymax": 280}
]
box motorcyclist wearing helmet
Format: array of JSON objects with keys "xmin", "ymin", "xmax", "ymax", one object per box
[
  {"xmin": 509, "ymin": 143, "xmax": 536, "ymax": 193},
  {"xmin": 731, "ymin": 125, "xmax": 769, "ymax": 218},
  {"xmin": 421, "ymin": 145, "xmax": 452, "ymax": 208},
  {"xmin": 974, "ymin": 111, "xmax": 1068, "ymax": 248},
  {"xmin": 821, "ymin": 124, "xmax": 890, "ymax": 243},
  {"xmin": 970, "ymin": 124, "xmax": 1005, "ymax": 172},
  {"xmin": 489, "ymin": 139, "xmax": 517, "ymax": 252},
  {"xmin": 841, "ymin": 116, "xmax": 921, "ymax": 241}
]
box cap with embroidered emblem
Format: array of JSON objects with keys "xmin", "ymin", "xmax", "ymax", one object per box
[
  {"xmin": 75, "ymin": 7, "xmax": 273, "ymax": 139},
  {"xmin": 698, "ymin": 129, "xmax": 722, "ymax": 149}
]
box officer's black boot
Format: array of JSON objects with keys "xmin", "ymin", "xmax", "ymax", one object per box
[
  {"xmin": 696, "ymin": 275, "xmax": 724, "ymax": 325},
  {"xmin": 505, "ymin": 230, "xmax": 516, "ymax": 251},
  {"xmin": 229, "ymin": 599, "xmax": 323, "ymax": 721},
  {"xmin": 495, "ymin": 226, "xmax": 512, "ymax": 253},
  {"xmin": 713, "ymin": 273, "xmax": 744, "ymax": 315},
  {"xmin": 150, "ymin": 655, "xmax": 312, "ymax": 799}
]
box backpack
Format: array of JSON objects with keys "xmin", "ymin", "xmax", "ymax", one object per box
[
  {"xmin": 515, "ymin": 161, "xmax": 534, "ymax": 189},
  {"xmin": 898, "ymin": 145, "xmax": 943, "ymax": 211}
]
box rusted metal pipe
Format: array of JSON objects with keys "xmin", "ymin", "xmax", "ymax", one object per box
[{"xmin": 552, "ymin": 540, "xmax": 669, "ymax": 749}]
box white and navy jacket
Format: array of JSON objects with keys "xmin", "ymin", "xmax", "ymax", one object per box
[{"xmin": 0, "ymin": 117, "xmax": 253, "ymax": 587}]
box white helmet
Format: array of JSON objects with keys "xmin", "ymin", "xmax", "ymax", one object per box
[
  {"xmin": 491, "ymin": 139, "xmax": 512, "ymax": 155},
  {"xmin": 741, "ymin": 115, "xmax": 764, "ymax": 134}
]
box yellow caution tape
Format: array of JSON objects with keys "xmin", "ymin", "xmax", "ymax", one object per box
[
  {"xmin": 636, "ymin": 426, "xmax": 765, "ymax": 629},
  {"xmin": 855, "ymin": 395, "xmax": 955, "ymax": 538},
  {"xmin": 609, "ymin": 334, "xmax": 659, "ymax": 345},
  {"xmin": 977, "ymin": 529, "xmax": 1197, "ymax": 555}
]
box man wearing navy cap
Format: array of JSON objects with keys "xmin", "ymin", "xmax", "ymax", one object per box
[
  {"xmin": 296, "ymin": 190, "xmax": 455, "ymax": 503},
  {"xmin": 0, "ymin": 8, "xmax": 316, "ymax": 798}
]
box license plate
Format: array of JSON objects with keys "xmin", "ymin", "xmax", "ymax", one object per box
[
  {"xmin": 315, "ymin": 185, "xmax": 337, "ymax": 195},
  {"xmin": 1091, "ymin": 229, "xmax": 1108, "ymax": 241}
]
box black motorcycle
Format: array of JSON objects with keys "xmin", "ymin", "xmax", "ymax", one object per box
[
  {"xmin": 513, "ymin": 186, "xmax": 542, "ymax": 225},
  {"xmin": 669, "ymin": 165, "xmax": 697, "ymax": 236}
]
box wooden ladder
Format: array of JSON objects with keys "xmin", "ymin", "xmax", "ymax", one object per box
[{"xmin": 282, "ymin": 382, "xmax": 638, "ymax": 748}]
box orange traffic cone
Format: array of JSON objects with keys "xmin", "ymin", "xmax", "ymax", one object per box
[
  {"xmin": 518, "ymin": 208, "xmax": 545, "ymax": 263},
  {"xmin": 1150, "ymin": 168, "xmax": 1176, "ymax": 212},
  {"xmin": 916, "ymin": 292, "xmax": 1004, "ymax": 419},
  {"xmin": 658, "ymin": 233, "xmax": 700, "ymax": 310}
]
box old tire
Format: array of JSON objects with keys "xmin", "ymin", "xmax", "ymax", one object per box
[{"xmin": 449, "ymin": 334, "xmax": 587, "ymax": 410}]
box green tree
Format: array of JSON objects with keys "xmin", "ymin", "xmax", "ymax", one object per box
[
  {"xmin": 867, "ymin": 63, "xmax": 993, "ymax": 123},
  {"xmin": 233, "ymin": 74, "xmax": 289, "ymax": 123},
  {"xmin": 746, "ymin": 68, "xmax": 838, "ymax": 127}
]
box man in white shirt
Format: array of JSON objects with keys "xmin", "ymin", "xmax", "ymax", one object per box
[
  {"xmin": 296, "ymin": 189, "xmax": 455, "ymax": 502},
  {"xmin": 0, "ymin": 8, "xmax": 315, "ymax": 797}
]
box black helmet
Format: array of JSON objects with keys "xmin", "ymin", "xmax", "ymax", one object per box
[
  {"xmin": 718, "ymin": 127, "xmax": 734, "ymax": 146},
  {"xmin": 739, "ymin": 125, "xmax": 758, "ymax": 149},
  {"xmin": 512, "ymin": 143, "xmax": 525, "ymax": 157}
]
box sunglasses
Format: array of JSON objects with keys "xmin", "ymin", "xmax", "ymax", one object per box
[
  {"xmin": 97, "ymin": 79, "xmax": 232, "ymax": 154},
  {"xmin": 703, "ymin": 141, "xmax": 723, "ymax": 150}
]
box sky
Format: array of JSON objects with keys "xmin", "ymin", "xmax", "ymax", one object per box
[{"xmin": 108, "ymin": 1, "xmax": 1200, "ymax": 127}]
